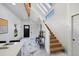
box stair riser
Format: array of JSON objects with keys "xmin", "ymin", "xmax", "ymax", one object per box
[
  {"xmin": 44, "ymin": 24, "xmax": 65, "ymax": 54},
  {"xmin": 50, "ymin": 34, "xmax": 54, "ymax": 36},
  {"xmin": 50, "ymin": 49, "xmax": 64, "ymax": 53},
  {"xmin": 50, "ymin": 44, "xmax": 62, "ymax": 48},
  {"xmin": 50, "ymin": 43, "xmax": 61, "ymax": 46},
  {"xmin": 50, "ymin": 35, "xmax": 55, "ymax": 37},
  {"xmin": 50, "ymin": 40, "xmax": 59, "ymax": 43},
  {"xmin": 50, "ymin": 37, "xmax": 56, "ymax": 39}
]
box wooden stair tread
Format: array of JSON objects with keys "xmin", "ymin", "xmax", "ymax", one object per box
[
  {"xmin": 50, "ymin": 43, "xmax": 61, "ymax": 46},
  {"xmin": 44, "ymin": 23, "xmax": 65, "ymax": 53},
  {"xmin": 50, "ymin": 47, "xmax": 64, "ymax": 52},
  {"xmin": 50, "ymin": 37, "xmax": 56, "ymax": 39},
  {"xmin": 50, "ymin": 39, "xmax": 58, "ymax": 41},
  {"xmin": 50, "ymin": 39, "xmax": 59, "ymax": 43},
  {"xmin": 50, "ymin": 35, "xmax": 55, "ymax": 37},
  {"xmin": 50, "ymin": 34, "xmax": 54, "ymax": 36},
  {"xmin": 50, "ymin": 43, "xmax": 62, "ymax": 48}
]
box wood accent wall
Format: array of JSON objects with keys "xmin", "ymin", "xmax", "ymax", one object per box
[{"xmin": 25, "ymin": 3, "xmax": 31, "ymax": 16}]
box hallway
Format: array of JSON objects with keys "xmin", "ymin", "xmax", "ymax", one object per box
[{"xmin": 0, "ymin": 3, "xmax": 79, "ymax": 56}]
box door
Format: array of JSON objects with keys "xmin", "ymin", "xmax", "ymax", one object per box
[
  {"xmin": 72, "ymin": 14, "xmax": 79, "ymax": 56},
  {"xmin": 24, "ymin": 25, "xmax": 30, "ymax": 37}
]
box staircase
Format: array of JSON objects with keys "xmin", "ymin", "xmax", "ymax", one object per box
[{"xmin": 44, "ymin": 23, "xmax": 65, "ymax": 53}]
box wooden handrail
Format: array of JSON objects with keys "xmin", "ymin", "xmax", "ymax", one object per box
[
  {"xmin": 43, "ymin": 21, "xmax": 53, "ymax": 34},
  {"xmin": 45, "ymin": 24, "xmax": 52, "ymax": 33}
]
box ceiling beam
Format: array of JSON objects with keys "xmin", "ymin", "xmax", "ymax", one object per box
[
  {"xmin": 39, "ymin": 3, "xmax": 48, "ymax": 13},
  {"xmin": 44, "ymin": 3, "xmax": 51, "ymax": 9}
]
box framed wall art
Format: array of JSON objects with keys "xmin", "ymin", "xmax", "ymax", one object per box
[
  {"xmin": 14, "ymin": 24, "xmax": 18, "ymax": 37},
  {"xmin": 0, "ymin": 18, "xmax": 8, "ymax": 34}
]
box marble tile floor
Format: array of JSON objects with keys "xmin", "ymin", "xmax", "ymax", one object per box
[
  {"xmin": 24, "ymin": 48, "xmax": 67, "ymax": 56},
  {"xmin": 21, "ymin": 38, "xmax": 67, "ymax": 56}
]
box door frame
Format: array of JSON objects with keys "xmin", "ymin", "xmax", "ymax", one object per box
[
  {"xmin": 24, "ymin": 25, "xmax": 30, "ymax": 37},
  {"xmin": 71, "ymin": 13, "xmax": 79, "ymax": 56}
]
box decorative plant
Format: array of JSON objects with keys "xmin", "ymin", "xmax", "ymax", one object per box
[
  {"xmin": 39, "ymin": 30, "xmax": 45, "ymax": 38},
  {"xmin": 14, "ymin": 24, "xmax": 18, "ymax": 37},
  {"xmin": 38, "ymin": 24, "xmax": 45, "ymax": 38}
]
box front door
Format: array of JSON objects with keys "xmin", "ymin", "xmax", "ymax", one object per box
[
  {"xmin": 72, "ymin": 14, "xmax": 79, "ymax": 56},
  {"xmin": 24, "ymin": 25, "xmax": 30, "ymax": 37}
]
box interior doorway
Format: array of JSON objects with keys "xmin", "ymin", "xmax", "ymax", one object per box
[
  {"xmin": 72, "ymin": 13, "xmax": 79, "ymax": 56},
  {"xmin": 24, "ymin": 25, "xmax": 30, "ymax": 38}
]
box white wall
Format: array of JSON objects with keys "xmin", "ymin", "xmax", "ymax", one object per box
[
  {"xmin": 45, "ymin": 3, "xmax": 71, "ymax": 55},
  {"xmin": 41, "ymin": 20, "xmax": 50, "ymax": 54},
  {"xmin": 0, "ymin": 4, "xmax": 22, "ymax": 42},
  {"xmin": 68, "ymin": 3, "xmax": 79, "ymax": 55},
  {"xmin": 45, "ymin": 3, "xmax": 79, "ymax": 56}
]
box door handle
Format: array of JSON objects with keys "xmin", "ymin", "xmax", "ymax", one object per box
[{"xmin": 73, "ymin": 39, "xmax": 75, "ymax": 41}]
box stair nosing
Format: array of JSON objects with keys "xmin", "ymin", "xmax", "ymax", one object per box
[{"xmin": 50, "ymin": 47, "xmax": 64, "ymax": 51}]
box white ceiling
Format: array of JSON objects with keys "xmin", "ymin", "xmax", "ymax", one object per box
[
  {"xmin": 31, "ymin": 3, "xmax": 54, "ymax": 18},
  {"xmin": 2, "ymin": 3, "xmax": 41, "ymax": 23},
  {"xmin": 1, "ymin": 3, "xmax": 54, "ymax": 22},
  {"xmin": 2, "ymin": 3, "xmax": 28, "ymax": 20}
]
